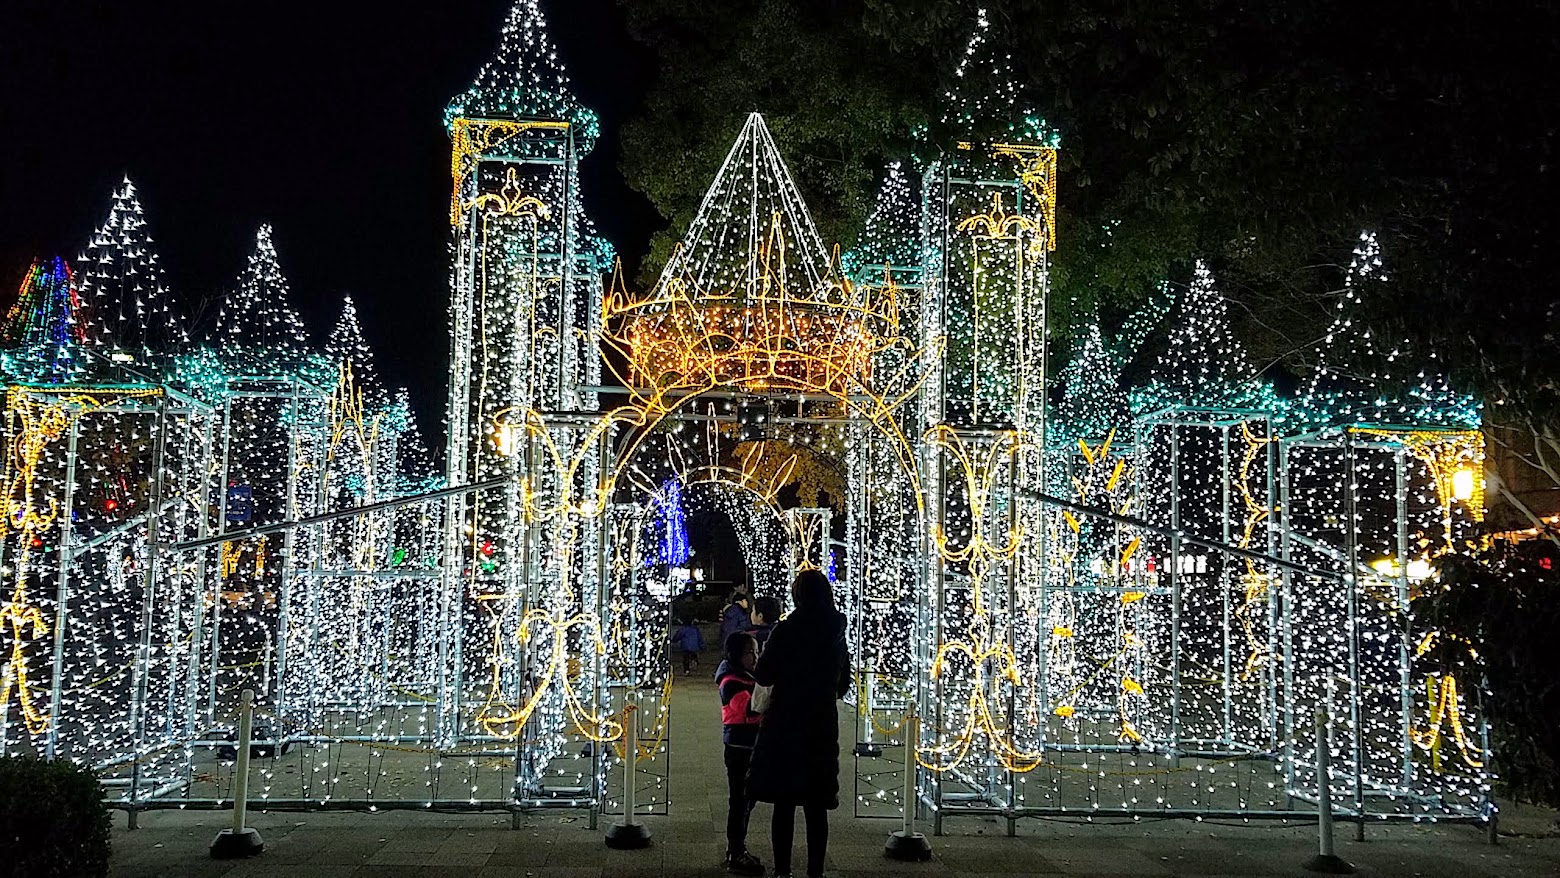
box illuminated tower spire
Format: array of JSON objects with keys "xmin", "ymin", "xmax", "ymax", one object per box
[
  {"xmin": 1292, "ymin": 231, "xmax": 1478, "ymax": 430},
  {"xmin": 1132, "ymin": 261, "xmax": 1278, "ymax": 414},
  {"xmin": 444, "ymin": 0, "xmax": 599, "ymax": 145},
  {"xmin": 442, "ymin": 0, "xmax": 614, "ymax": 695}
]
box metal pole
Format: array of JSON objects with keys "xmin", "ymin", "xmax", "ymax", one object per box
[
  {"xmin": 272, "ymin": 382, "xmax": 301, "ymax": 728},
  {"xmin": 604, "ymin": 690, "xmax": 651, "ymax": 848},
  {"xmin": 1303, "ymin": 695, "xmax": 1353, "ymax": 874},
  {"xmin": 1279, "ymin": 440, "xmax": 1298, "ymax": 801},
  {"xmin": 1004, "ymin": 437, "xmax": 1018, "ymax": 834},
  {"xmin": 1395, "ymin": 450, "xmax": 1413, "ymax": 792},
  {"xmin": 129, "ymin": 395, "xmax": 169, "ymax": 810},
  {"xmin": 233, "ymin": 690, "xmax": 253, "ymax": 834},
  {"xmin": 1168, "ymin": 427, "xmax": 1182, "ymax": 764},
  {"xmin": 931, "ymin": 439, "xmax": 947, "ymax": 836},
  {"xmin": 1265, "ymin": 418, "xmax": 1281, "ymax": 753},
  {"xmin": 1221, "ymin": 425, "xmax": 1233, "ymax": 745},
  {"xmin": 885, "ymin": 704, "xmax": 932, "ymax": 860},
  {"xmin": 45, "ymin": 413, "xmax": 80, "ymax": 760},
  {"xmin": 623, "ymin": 698, "xmax": 637, "ymax": 819},
  {"xmin": 209, "ymin": 688, "xmax": 263, "ymax": 858},
  {"xmin": 590, "ymin": 429, "xmax": 610, "ymax": 831},
  {"xmin": 209, "ymin": 397, "xmax": 234, "ymax": 727},
  {"xmin": 511, "ymin": 431, "xmax": 537, "ymax": 799},
  {"xmin": 184, "ymin": 410, "xmax": 217, "ymax": 748},
  {"xmin": 1342, "ymin": 434, "xmax": 1365, "ymax": 841}
]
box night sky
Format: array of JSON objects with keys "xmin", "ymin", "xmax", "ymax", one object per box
[{"xmin": 0, "ymin": 0, "xmax": 663, "ymax": 440}]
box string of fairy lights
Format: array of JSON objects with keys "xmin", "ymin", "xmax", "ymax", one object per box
[{"xmin": 0, "ymin": 0, "xmax": 1494, "ymax": 829}]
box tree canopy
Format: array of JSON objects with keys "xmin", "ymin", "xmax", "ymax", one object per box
[{"xmin": 618, "ymin": 0, "xmax": 1558, "ymax": 420}]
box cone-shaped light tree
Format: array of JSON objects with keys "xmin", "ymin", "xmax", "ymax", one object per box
[
  {"xmin": 1291, "ymin": 232, "xmax": 1479, "ymax": 431},
  {"xmin": 76, "ymin": 176, "xmax": 187, "ymax": 361},
  {"xmin": 326, "ymin": 296, "xmax": 386, "ymax": 411},
  {"xmin": 211, "ymin": 225, "xmax": 310, "ymax": 367},
  {"xmin": 1131, "ymin": 260, "xmax": 1280, "ymax": 415}
]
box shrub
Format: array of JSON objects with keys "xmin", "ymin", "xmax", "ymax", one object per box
[
  {"xmin": 1424, "ymin": 542, "xmax": 1560, "ymax": 807},
  {"xmin": 0, "ymin": 756, "xmax": 111, "ymax": 878}
]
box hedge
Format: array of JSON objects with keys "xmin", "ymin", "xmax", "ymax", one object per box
[{"xmin": 0, "ymin": 756, "xmax": 111, "ymax": 878}]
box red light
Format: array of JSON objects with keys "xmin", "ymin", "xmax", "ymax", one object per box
[
  {"xmin": 104, "ymin": 499, "xmax": 118, "ymax": 512},
  {"xmin": 480, "ymin": 540, "xmax": 495, "ymax": 557},
  {"xmin": 1541, "ymin": 557, "xmax": 1552, "ymax": 570}
]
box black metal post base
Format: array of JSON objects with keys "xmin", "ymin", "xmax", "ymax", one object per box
[
  {"xmin": 1303, "ymin": 853, "xmax": 1355, "ymax": 874},
  {"xmin": 210, "ymin": 827, "xmax": 265, "ymax": 859},
  {"xmin": 605, "ymin": 821, "xmax": 653, "ymax": 849},
  {"xmin": 885, "ymin": 829, "xmax": 933, "ymax": 861}
]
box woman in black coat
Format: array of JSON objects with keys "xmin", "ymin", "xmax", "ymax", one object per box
[{"xmin": 746, "ymin": 569, "xmax": 851, "ymax": 878}]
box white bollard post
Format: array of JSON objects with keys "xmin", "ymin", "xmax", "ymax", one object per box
[
  {"xmin": 605, "ymin": 693, "xmax": 652, "ymax": 849},
  {"xmin": 885, "ymin": 704, "xmax": 932, "ymax": 860},
  {"xmin": 210, "ymin": 688, "xmax": 264, "ymax": 858},
  {"xmin": 1304, "ymin": 702, "xmax": 1353, "ymax": 874}
]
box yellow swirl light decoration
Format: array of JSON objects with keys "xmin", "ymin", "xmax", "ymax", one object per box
[
  {"xmin": 1410, "ymin": 631, "xmax": 1484, "ymax": 771},
  {"xmin": 917, "ymin": 426, "xmax": 1043, "ymax": 773},
  {"xmin": 475, "ymin": 605, "xmax": 623, "ymax": 744},
  {"xmin": 448, "ymin": 117, "xmax": 571, "ymax": 225},
  {"xmin": 1234, "ymin": 422, "xmax": 1278, "ymax": 680}
]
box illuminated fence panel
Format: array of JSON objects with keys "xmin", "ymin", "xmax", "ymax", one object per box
[
  {"xmin": 1133, "ymin": 411, "xmax": 1280, "ymax": 757},
  {"xmin": 0, "ymin": 385, "xmax": 219, "ymax": 806},
  {"xmin": 1278, "ymin": 426, "xmax": 1489, "ymax": 821}
]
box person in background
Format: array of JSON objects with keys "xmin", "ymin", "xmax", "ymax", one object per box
[
  {"xmin": 714, "ymin": 632, "xmax": 764, "ymax": 875},
  {"xmin": 746, "ymin": 595, "xmax": 781, "ymax": 651},
  {"xmin": 745, "ymin": 570, "xmax": 850, "ymax": 878},
  {"xmin": 671, "ymin": 616, "xmax": 704, "ymax": 673},
  {"xmin": 719, "ymin": 583, "xmax": 752, "ymax": 645}
]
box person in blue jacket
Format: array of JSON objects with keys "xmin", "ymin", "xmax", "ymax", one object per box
[
  {"xmin": 719, "ymin": 583, "xmax": 752, "ymax": 645},
  {"xmin": 671, "ymin": 616, "xmax": 704, "ymax": 673}
]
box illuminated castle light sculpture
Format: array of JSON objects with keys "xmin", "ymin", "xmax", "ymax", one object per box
[{"xmin": 0, "ymin": 0, "xmax": 1496, "ymax": 837}]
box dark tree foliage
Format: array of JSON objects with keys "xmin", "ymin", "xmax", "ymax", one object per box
[
  {"xmin": 1424, "ymin": 545, "xmax": 1560, "ymax": 807},
  {"xmin": 619, "ymin": 0, "xmax": 1558, "ymax": 417}
]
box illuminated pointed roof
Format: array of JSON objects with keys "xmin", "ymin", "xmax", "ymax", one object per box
[
  {"xmin": 1291, "ymin": 231, "xmax": 1479, "ymax": 430},
  {"xmin": 651, "ymin": 112, "xmax": 833, "ymax": 305},
  {"xmin": 445, "ymin": 0, "xmax": 599, "ymax": 150},
  {"xmin": 939, "ymin": 7, "xmax": 1059, "ymax": 145},
  {"xmin": 843, "ymin": 162, "xmax": 920, "ymax": 282}
]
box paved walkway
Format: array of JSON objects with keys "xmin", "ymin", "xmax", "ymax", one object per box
[{"xmin": 110, "ymin": 676, "xmax": 1560, "ymax": 877}]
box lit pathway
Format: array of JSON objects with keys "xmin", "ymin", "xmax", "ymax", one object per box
[{"xmin": 109, "ymin": 674, "xmax": 1560, "ymax": 877}]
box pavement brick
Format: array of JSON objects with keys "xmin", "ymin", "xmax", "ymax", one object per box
[{"xmin": 108, "ymin": 677, "xmax": 1560, "ymax": 877}]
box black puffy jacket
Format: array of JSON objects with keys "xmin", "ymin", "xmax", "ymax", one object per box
[{"xmin": 745, "ymin": 607, "xmax": 851, "ymax": 808}]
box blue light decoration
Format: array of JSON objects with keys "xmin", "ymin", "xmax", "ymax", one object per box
[
  {"xmin": 0, "ymin": 256, "xmax": 86, "ymax": 383},
  {"xmin": 646, "ymin": 479, "xmax": 690, "ymax": 567}
]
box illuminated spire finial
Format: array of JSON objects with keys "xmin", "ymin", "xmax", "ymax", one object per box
[{"xmin": 445, "ymin": 0, "xmax": 600, "ymax": 150}]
